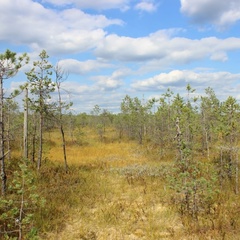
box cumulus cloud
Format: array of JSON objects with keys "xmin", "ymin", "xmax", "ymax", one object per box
[
  {"xmin": 3, "ymin": 0, "xmax": 240, "ymax": 67},
  {"xmin": 134, "ymin": 1, "xmax": 157, "ymax": 12},
  {"xmin": 90, "ymin": 68, "xmax": 131, "ymax": 91},
  {"xmin": 210, "ymin": 52, "xmax": 228, "ymax": 62},
  {"xmin": 61, "ymin": 81, "xmax": 98, "ymax": 95},
  {"xmin": 131, "ymin": 70, "xmax": 240, "ymax": 93},
  {"xmin": 59, "ymin": 80, "xmax": 124, "ymax": 112},
  {"xmin": 0, "ymin": 0, "xmax": 122, "ymax": 54},
  {"xmin": 93, "ymin": 76, "xmax": 123, "ymax": 91},
  {"xmin": 95, "ymin": 30, "xmax": 240, "ymax": 65},
  {"xmin": 111, "ymin": 68, "xmax": 133, "ymax": 79},
  {"xmin": 41, "ymin": 0, "xmax": 130, "ymax": 10},
  {"xmin": 60, "ymin": 67, "xmax": 126, "ymax": 96},
  {"xmin": 58, "ymin": 59, "xmax": 111, "ymax": 75},
  {"xmin": 59, "ymin": 8, "xmax": 123, "ymax": 30},
  {"xmin": 180, "ymin": 0, "xmax": 240, "ymax": 28}
]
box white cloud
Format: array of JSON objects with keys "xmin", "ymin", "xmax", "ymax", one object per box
[
  {"xmin": 0, "ymin": 0, "xmax": 122, "ymax": 54},
  {"xmin": 131, "ymin": 70, "xmax": 240, "ymax": 93},
  {"xmin": 134, "ymin": 1, "xmax": 157, "ymax": 12},
  {"xmin": 111, "ymin": 68, "xmax": 133, "ymax": 79},
  {"xmin": 42, "ymin": 0, "xmax": 130, "ymax": 10},
  {"xmin": 58, "ymin": 59, "xmax": 111, "ymax": 75},
  {"xmin": 210, "ymin": 52, "xmax": 228, "ymax": 62},
  {"xmin": 59, "ymin": 81, "xmax": 123, "ymax": 112},
  {"xmin": 61, "ymin": 81, "xmax": 97, "ymax": 95},
  {"xmin": 2, "ymin": 0, "xmax": 240, "ymax": 114},
  {"xmin": 180, "ymin": 0, "xmax": 240, "ymax": 29},
  {"xmin": 3, "ymin": 0, "xmax": 239, "ymax": 68},
  {"xmin": 90, "ymin": 68, "xmax": 131, "ymax": 91},
  {"xmin": 95, "ymin": 30, "xmax": 240, "ymax": 65},
  {"xmin": 95, "ymin": 34, "xmax": 161, "ymax": 61},
  {"xmin": 63, "ymin": 70, "xmax": 240, "ymax": 113},
  {"xmin": 93, "ymin": 76, "xmax": 123, "ymax": 91},
  {"xmin": 59, "ymin": 8, "xmax": 123, "ymax": 30}
]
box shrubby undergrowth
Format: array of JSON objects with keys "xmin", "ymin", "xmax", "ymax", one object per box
[{"xmin": 0, "ymin": 76, "xmax": 240, "ymax": 239}]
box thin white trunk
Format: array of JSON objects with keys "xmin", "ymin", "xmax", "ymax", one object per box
[
  {"xmin": 23, "ymin": 88, "xmax": 28, "ymax": 159},
  {"xmin": 0, "ymin": 78, "xmax": 6, "ymax": 196}
]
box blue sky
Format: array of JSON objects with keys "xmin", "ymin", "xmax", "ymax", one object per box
[{"xmin": 1, "ymin": 0, "xmax": 240, "ymax": 113}]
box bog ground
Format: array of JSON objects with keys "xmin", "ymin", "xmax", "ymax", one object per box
[{"xmin": 42, "ymin": 132, "xmax": 183, "ymax": 239}]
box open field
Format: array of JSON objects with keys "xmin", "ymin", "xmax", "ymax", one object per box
[
  {"xmin": 37, "ymin": 129, "xmax": 185, "ymax": 240},
  {"xmin": 29, "ymin": 128, "xmax": 238, "ymax": 240}
]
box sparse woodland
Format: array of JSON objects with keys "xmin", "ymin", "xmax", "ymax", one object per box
[{"xmin": 0, "ymin": 50, "xmax": 240, "ymax": 239}]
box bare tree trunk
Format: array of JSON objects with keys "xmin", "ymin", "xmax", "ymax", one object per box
[
  {"xmin": 37, "ymin": 112, "xmax": 43, "ymax": 170},
  {"xmin": 6, "ymin": 104, "xmax": 11, "ymax": 161},
  {"xmin": 18, "ymin": 178, "xmax": 25, "ymax": 240},
  {"xmin": 55, "ymin": 64, "xmax": 69, "ymax": 172},
  {"xmin": 202, "ymin": 111, "xmax": 210, "ymax": 160},
  {"xmin": 0, "ymin": 78, "xmax": 6, "ymax": 196},
  {"xmin": 57, "ymin": 85, "xmax": 68, "ymax": 172},
  {"xmin": 31, "ymin": 120, "xmax": 37, "ymax": 163},
  {"xmin": 60, "ymin": 125, "xmax": 68, "ymax": 172},
  {"xmin": 37, "ymin": 84, "xmax": 43, "ymax": 170},
  {"xmin": 220, "ymin": 147, "xmax": 223, "ymax": 189},
  {"xmin": 23, "ymin": 87, "xmax": 28, "ymax": 159},
  {"xmin": 175, "ymin": 117, "xmax": 184, "ymax": 162},
  {"xmin": 236, "ymin": 152, "xmax": 239, "ymax": 195}
]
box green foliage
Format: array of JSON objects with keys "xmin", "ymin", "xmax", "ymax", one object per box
[
  {"xmin": 219, "ymin": 96, "xmax": 240, "ymax": 144},
  {"xmin": 120, "ymin": 95, "xmax": 153, "ymax": 144},
  {"xmin": 169, "ymin": 86, "xmax": 220, "ymax": 226},
  {"xmin": 90, "ymin": 106, "xmax": 114, "ymax": 141},
  {"xmin": 214, "ymin": 147, "xmax": 239, "ymax": 192},
  {"xmin": 169, "ymin": 160, "xmax": 219, "ymax": 220},
  {"xmin": 0, "ymin": 49, "xmax": 29, "ymax": 196},
  {"xmin": 0, "ymin": 159, "xmax": 45, "ymax": 239},
  {"xmin": 0, "ymin": 49, "xmax": 29, "ymax": 80},
  {"xmin": 26, "ymin": 50, "xmax": 55, "ymax": 113},
  {"xmin": 25, "ymin": 50, "xmax": 56, "ymax": 169},
  {"xmin": 154, "ymin": 89, "xmax": 175, "ymax": 151},
  {"xmin": 1, "ymin": 64, "xmax": 239, "ymax": 240}
]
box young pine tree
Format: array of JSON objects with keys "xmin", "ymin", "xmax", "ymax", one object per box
[
  {"xmin": 0, "ymin": 50, "xmax": 29, "ymax": 195},
  {"xmin": 26, "ymin": 50, "xmax": 55, "ymax": 170}
]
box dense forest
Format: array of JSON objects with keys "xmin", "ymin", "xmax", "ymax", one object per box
[{"xmin": 0, "ymin": 50, "xmax": 240, "ymax": 239}]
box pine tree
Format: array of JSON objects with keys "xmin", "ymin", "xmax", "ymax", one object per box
[
  {"xmin": 0, "ymin": 50, "xmax": 28, "ymax": 195},
  {"xmin": 26, "ymin": 50, "xmax": 55, "ymax": 170},
  {"xmin": 54, "ymin": 63, "xmax": 72, "ymax": 172}
]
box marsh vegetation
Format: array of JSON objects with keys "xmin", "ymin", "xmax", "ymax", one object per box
[{"xmin": 0, "ymin": 50, "xmax": 240, "ymax": 239}]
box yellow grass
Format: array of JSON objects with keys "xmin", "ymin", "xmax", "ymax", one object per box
[
  {"xmin": 47, "ymin": 128, "xmax": 148, "ymax": 167},
  {"xmin": 49, "ymin": 141, "xmax": 145, "ymax": 166},
  {"xmin": 39, "ymin": 128, "xmax": 185, "ymax": 240},
  {"xmin": 17, "ymin": 127, "xmax": 239, "ymax": 240}
]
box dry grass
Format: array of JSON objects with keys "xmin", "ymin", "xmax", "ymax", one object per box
[
  {"xmin": 15, "ymin": 127, "xmax": 239, "ymax": 240},
  {"xmin": 47, "ymin": 127, "xmax": 156, "ymax": 169},
  {"xmin": 37, "ymin": 128, "xmax": 185, "ymax": 240}
]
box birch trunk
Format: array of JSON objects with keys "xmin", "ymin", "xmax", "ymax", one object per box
[
  {"xmin": 23, "ymin": 87, "xmax": 28, "ymax": 159},
  {"xmin": 0, "ymin": 78, "xmax": 6, "ymax": 196}
]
